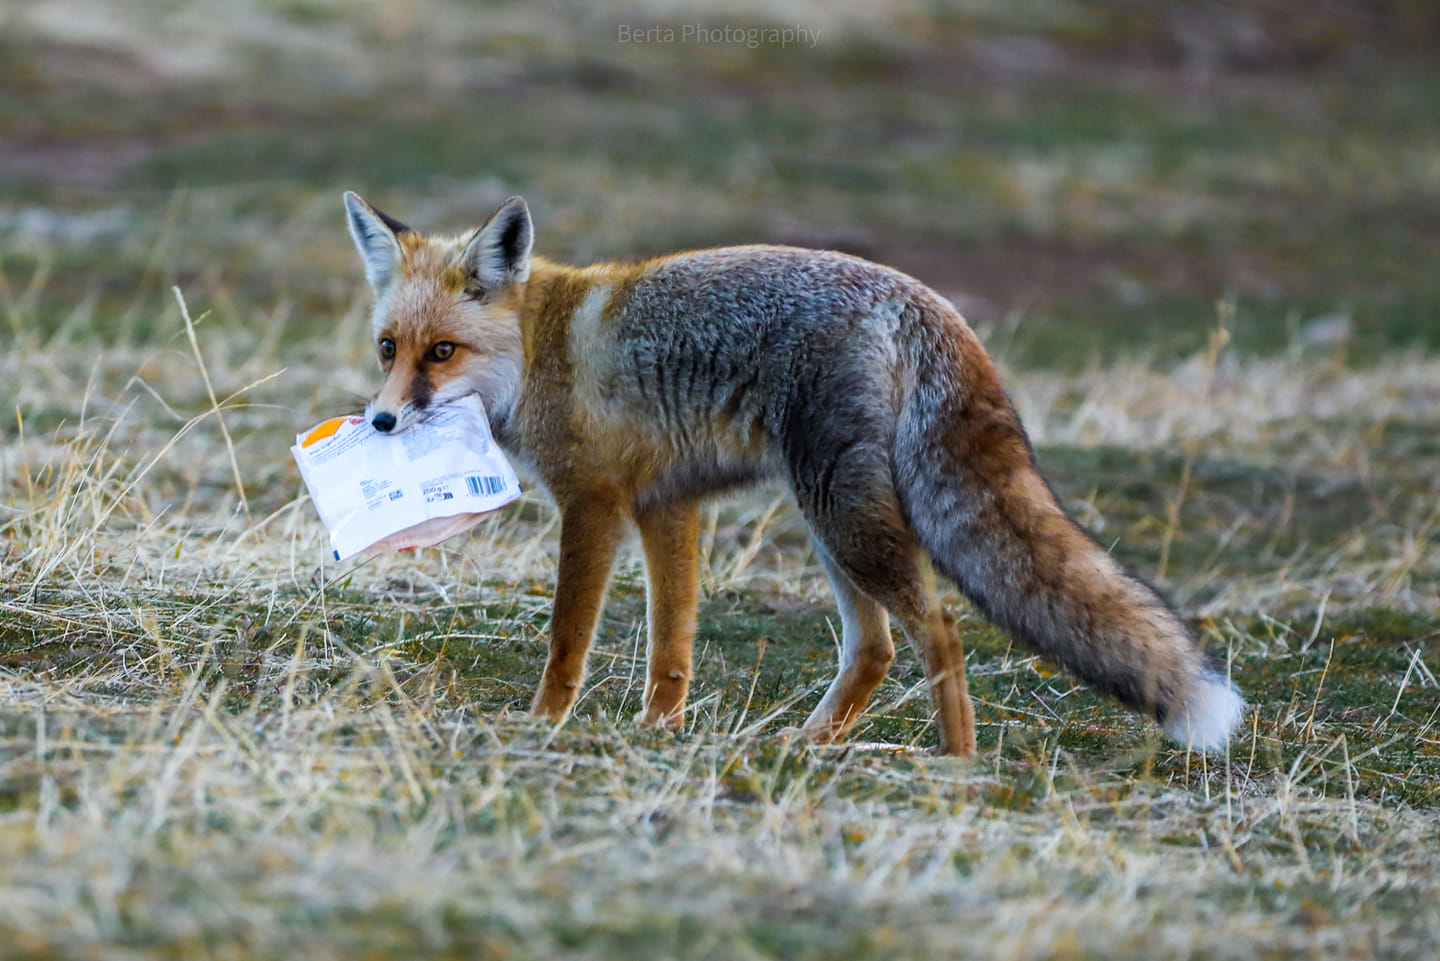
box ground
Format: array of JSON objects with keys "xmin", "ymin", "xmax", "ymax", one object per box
[{"xmin": 2, "ymin": 2, "xmax": 1438, "ymax": 958}]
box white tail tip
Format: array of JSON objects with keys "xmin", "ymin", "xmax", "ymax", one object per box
[{"xmin": 1161, "ymin": 671, "xmax": 1245, "ymax": 753}]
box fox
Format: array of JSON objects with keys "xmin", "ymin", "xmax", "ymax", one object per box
[{"xmin": 342, "ymin": 189, "xmax": 1245, "ymax": 756}]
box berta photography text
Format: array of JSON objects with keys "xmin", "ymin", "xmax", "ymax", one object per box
[{"xmin": 617, "ymin": 23, "xmax": 822, "ymax": 49}]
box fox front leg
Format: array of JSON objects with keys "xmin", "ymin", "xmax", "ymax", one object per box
[
  {"xmin": 531, "ymin": 498, "xmax": 627, "ymax": 721},
  {"xmin": 633, "ymin": 500, "xmax": 701, "ymax": 729}
]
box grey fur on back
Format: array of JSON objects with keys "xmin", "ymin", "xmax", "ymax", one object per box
[{"xmin": 600, "ymin": 245, "xmax": 922, "ymax": 479}]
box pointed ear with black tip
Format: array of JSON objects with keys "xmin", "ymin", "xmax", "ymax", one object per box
[
  {"xmin": 461, "ymin": 196, "xmax": 534, "ymax": 291},
  {"xmin": 344, "ymin": 191, "xmax": 412, "ymax": 293}
]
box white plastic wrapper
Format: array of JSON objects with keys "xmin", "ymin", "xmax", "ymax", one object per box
[{"xmin": 291, "ymin": 395, "xmax": 521, "ymax": 560}]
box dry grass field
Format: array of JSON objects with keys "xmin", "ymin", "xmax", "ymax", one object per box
[{"xmin": 3, "ymin": 2, "xmax": 1438, "ymax": 958}]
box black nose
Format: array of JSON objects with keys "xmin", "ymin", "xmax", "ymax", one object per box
[{"xmin": 371, "ymin": 412, "xmax": 397, "ymax": 433}]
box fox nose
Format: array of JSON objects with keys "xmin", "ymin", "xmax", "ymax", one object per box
[{"xmin": 371, "ymin": 412, "xmax": 397, "ymax": 433}]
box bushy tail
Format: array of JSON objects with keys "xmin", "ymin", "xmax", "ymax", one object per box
[{"xmin": 895, "ymin": 331, "xmax": 1243, "ymax": 752}]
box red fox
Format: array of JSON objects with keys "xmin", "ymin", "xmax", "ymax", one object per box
[{"xmin": 343, "ymin": 191, "xmax": 1244, "ymax": 756}]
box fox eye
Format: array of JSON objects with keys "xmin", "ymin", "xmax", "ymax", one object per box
[
  {"xmin": 429, "ymin": 342, "xmax": 455, "ymax": 362},
  {"xmin": 379, "ymin": 337, "xmax": 396, "ymax": 360}
]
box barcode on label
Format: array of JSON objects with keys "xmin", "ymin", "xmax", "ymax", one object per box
[{"xmin": 465, "ymin": 475, "xmax": 507, "ymax": 496}]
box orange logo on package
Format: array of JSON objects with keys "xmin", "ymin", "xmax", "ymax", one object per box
[{"xmin": 302, "ymin": 417, "xmax": 349, "ymax": 447}]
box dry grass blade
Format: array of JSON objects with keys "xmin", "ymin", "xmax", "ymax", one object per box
[{"xmin": 173, "ymin": 285, "xmax": 250, "ymax": 522}]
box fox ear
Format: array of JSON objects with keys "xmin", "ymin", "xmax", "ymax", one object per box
[
  {"xmin": 462, "ymin": 196, "xmax": 533, "ymax": 289},
  {"xmin": 344, "ymin": 191, "xmax": 411, "ymax": 293}
]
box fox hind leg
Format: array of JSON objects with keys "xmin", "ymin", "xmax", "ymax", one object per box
[
  {"xmin": 794, "ymin": 443, "xmax": 977, "ymax": 756},
  {"xmin": 907, "ymin": 556, "xmax": 977, "ymax": 757},
  {"xmin": 802, "ymin": 542, "xmax": 895, "ymax": 744}
]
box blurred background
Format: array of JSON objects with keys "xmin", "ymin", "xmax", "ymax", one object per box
[{"xmin": 2, "ymin": 0, "xmax": 1438, "ymax": 365}]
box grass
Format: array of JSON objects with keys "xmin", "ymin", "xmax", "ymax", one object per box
[{"xmin": 3, "ymin": 1, "xmax": 1440, "ymax": 958}]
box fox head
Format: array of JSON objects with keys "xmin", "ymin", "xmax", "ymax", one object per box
[{"xmin": 344, "ymin": 191, "xmax": 532, "ymax": 433}]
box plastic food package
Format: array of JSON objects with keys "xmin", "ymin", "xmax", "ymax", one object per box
[{"xmin": 291, "ymin": 395, "xmax": 522, "ymax": 560}]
